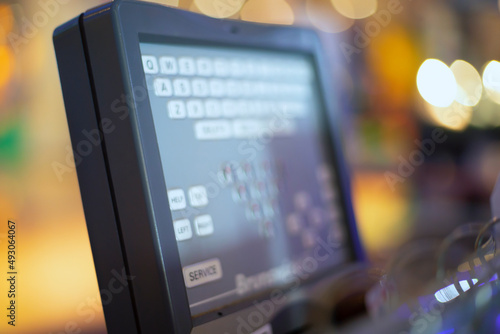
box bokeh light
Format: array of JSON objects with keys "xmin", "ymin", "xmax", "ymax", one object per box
[
  {"xmin": 353, "ymin": 172, "xmax": 411, "ymax": 253},
  {"xmin": 450, "ymin": 60, "xmax": 482, "ymax": 107},
  {"xmin": 306, "ymin": 0, "xmax": 354, "ymax": 33},
  {"xmin": 1, "ymin": 0, "xmax": 499, "ymax": 332},
  {"xmin": 0, "ymin": 5, "xmax": 14, "ymax": 44},
  {"xmin": 424, "ymin": 101, "xmax": 472, "ymax": 131},
  {"xmin": 417, "ymin": 59, "xmax": 457, "ymax": 108},
  {"xmin": 0, "ymin": 117, "xmax": 23, "ymax": 167},
  {"xmin": 470, "ymin": 98, "xmax": 500, "ymax": 128},
  {"xmin": 366, "ymin": 24, "xmax": 419, "ymax": 107},
  {"xmin": 483, "ymin": 60, "xmax": 500, "ymax": 105},
  {"xmin": 9, "ymin": 223, "xmax": 104, "ymax": 333},
  {"xmin": 331, "ymin": 0, "xmax": 377, "ymax": 19},
  {"xmin": 0, "ymin": 45, "xmax": 14, "ymax": 92},
  {"xmin": 194, "ymin": 0, "xmax": 245, "ymax": 18},
  {"xmin": 240, "ymin": 0, "xmax": 294, "ymax": 25}
]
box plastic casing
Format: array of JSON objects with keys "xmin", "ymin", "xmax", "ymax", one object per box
[{"xmin": 53, "ymin": 1, "xmax": 364, "ymax": 333}]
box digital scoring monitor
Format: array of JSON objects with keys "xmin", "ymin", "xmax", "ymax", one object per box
[{"xmin": 139, "ymin": 41, "xmax": 353, "ymax": 317}]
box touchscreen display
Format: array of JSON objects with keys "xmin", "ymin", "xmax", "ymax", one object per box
[{"xmin": 140, "ymin": 41, "xmax": 351, "ymax": 316}]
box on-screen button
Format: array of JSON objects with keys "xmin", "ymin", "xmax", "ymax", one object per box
[{"xmin": 183, "ymin": 258, "xmax": 223, "ymax": 288}]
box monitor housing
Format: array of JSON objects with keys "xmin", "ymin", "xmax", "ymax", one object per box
[{"xmin": 54, "ymin": 1, "xmax": 363, "ymax": 333}]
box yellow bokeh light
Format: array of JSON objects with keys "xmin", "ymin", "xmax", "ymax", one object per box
[
  {"xmin": 366, "ymin": 24, "xmax": 419, "ymax": 107},
  {"xmin": 0, "ymin": 218, "xmax": 105, "ymax": 333},
  {"xmin": 0, "ymin": 5, "xmax": 14, "ymax": 44},
  {"xmin": 450, "ymin": 60, "xmax": 482, "ymax": 107},
  {"xmin": 194, "ymin": 0, "xmax": 245, "ymax": 18},
  {"xmin": 0, "ymin": 45, "xmax": 14, "ymax": 91},
  {"xmin": 483, "ymin": 60, "xmax": 500, "ymax": 105},
  {"xmin": 306, "ymin": 0, "xmax": 354, "ymax": 33},
  {"xmin": 352, "ymin": 172, "xmax": 411, "ymax": 253},
  {"xmin": 424, "ymin": 101, "xmax": 472, "ymax": 131},
  {"xmin": 240, "ymin": 0, "xmax": 294, "ymax": 25},
  {"xmin": 417, "ymin": 59, "xmax": 457, "ymax": 108},
  {"xmin": 331, "ymin": 0, "xmax": 377, "ymax": 19}
]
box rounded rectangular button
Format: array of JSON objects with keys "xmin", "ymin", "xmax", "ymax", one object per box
[
  {"xmin": 214, "ymin": 58, "xmax": 229, "ymax": 77},
  {"xmin": 222, "ymin": 99, "xmax": 237, "ymax": 118},
  {"xmin": 178, "ymin": 57, "xmax": 196, "ymax": 75},
  {"xmin": 159, "ymin": 56, "xmax": 178, "ymax": 75},
  {"xmin": 197, "ymin": 58, "xmax": 214, "ymax": 76},
  {"xmin": 232, "ymin": 119, "xmax": 263, "ymax": 138},
  {"xmin": 174, "ymin": 219, "xmax": 192, "ymax": 241},
  {"xmin": 230, "ymin": 59, "xmax": 245, "ymax": 77},
  {"xmin": 142, "ymin": 55, "xmax": 158, "ymax": 74},
  {"xmin": 194, "ymin": 214, "xmax": 214, "ymax": 236},
  {"xmin": 209, "ymin": 79, "xmax": 226, "ymax": 97},
  {"xmin": 154, "ymin": 78, "xmax": 173, "ymax": 97},
  {"xmin": 194, "ymin": 121, "xmax": 232, "ymax": 140},
  {"xmin": 167, "ymin": 189, "xmax": 186, "ymax": 210},
  {"xmin": 173, "ymin": 79, "xmax": 192, "ymax": 97},
  {"xmin": 205, "ymin": 99, "xmax": 222, "ymax": 118},
  {"xmin": 189, "ymin": 186, "xmax": 209, "ymax": 207},
  {"xmin": 226, "ymin": 80, "xmax": 242, "ymax": 97},
  {"xmin": 192, "ymin": 79, "xmax": 210, "ymax": 97},
  {"xmin": 183, "ymin": 258, "xmax": 222, "ymax": 288},
  {"xmin": 167, "ymin": 101, "xmax": 187, "ymax": 119},
  {"xmin": 187, "ymin": 100, "xmax": 205, "ymax": 119}
]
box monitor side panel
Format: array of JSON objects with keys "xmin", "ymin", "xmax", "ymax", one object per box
[
  {"xmin": 81, "ymin": 5, "xmax": 192, "ymax": 333},
  {"xmin": 53, "ymin": 15, "xmax": 139, "ymax": 333}
]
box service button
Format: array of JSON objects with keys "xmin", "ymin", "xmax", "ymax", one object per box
[{"xmin": 183, "ymin": 258, "xmax": 223, "ymax": 288}]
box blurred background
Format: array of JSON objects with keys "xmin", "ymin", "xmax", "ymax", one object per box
[{"xmin": 0, "ymin": 0, "xmax": 499, "ymax": 332}]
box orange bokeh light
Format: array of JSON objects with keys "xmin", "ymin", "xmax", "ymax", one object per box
[
  {"xmin": 0, "ymin": 5, "xmax": 14, "ymax": 44},
  {"xmin": 366, "ymin": 24, "xmax": 419, "ymax": 108},
  {"xmin": 352, "ymin": 172, "xmax": 412, "ymax": 254},
  {"xmin": 241, "ymin": 0, "xmax": 295, "ymax": 25},
  {"xmin": 0, "ymin": 45, "xmax": 14, "ymax": 92}
]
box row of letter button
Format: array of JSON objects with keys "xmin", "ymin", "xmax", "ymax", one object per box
[
  {"xmin": 167, "ymin": 100, "xmax": 306, "ymax": 119},
  {"xmin": 142, "ymin": 55, "xmax": 311, "ymax": 78},
  {"xmin": 153, "ymin": 78, "xmax": 310, "ymax": 98}
]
